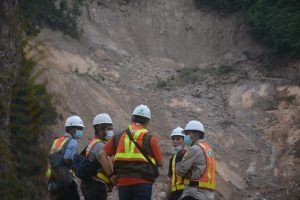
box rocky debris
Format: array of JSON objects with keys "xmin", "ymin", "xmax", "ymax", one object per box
[
  {"xmin": 35, "ymin": 0, "xmax": 300, "ymax": 199},
  {"xmin": 248, "ymin": 193, "xmax": 267, "ymax": 200}
]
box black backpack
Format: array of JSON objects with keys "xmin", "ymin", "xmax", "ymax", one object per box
[
  {"xmin": 48, "ymin": 138, "xmax": 72, "ymax": 183},
  {"xmin": 71, "ymin": 145, "xmax": 100, "ymax": 181}
]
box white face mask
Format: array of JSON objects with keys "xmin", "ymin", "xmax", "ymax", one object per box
[
  {"xmin": 105, "ymin": 130, "xmax": 114, "ymax": 140},
  {"xmin": 173, "ymin": 146, "xmax": 183, "ymax": 153}
]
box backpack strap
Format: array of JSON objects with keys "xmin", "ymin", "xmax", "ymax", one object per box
[
  {"xmin": 62, "ymin": 138, "xmax": 72, "ymax": 150},
  {"xmin": 55, "ymin": 137, "xmax": 72, "ymax": 155},
  {"xmin": 125, "ymin": 129, "xmax": 156, "ymax": 166},
  {"xmin": 113, "ymin": 129, "xmax": 153, "ymax": 156},
  {"xmin": 142, "ymin": 133, "xmax": 153, "ymax": 157},
  {"xmin": 80, "ymin": 145, "xmax": 89, "ymax": 156},
  {"xmin": 85, "ymin": 139, "xmax": 103, "ymax": 157}
]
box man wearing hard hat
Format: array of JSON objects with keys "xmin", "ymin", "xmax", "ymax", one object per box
[
  {"xmin": 100, "ymin": 104, "xmax": 163, "ymax": 200},
  {"xmin": 81, "ymin": 113, "xmax": 114, "ymax": 200},
  {"xmin": 47, "ymin": 115, "xmax": 85, "ymax": 200},
  {"xmin": 176, "ymin": 120, "xmax": 216, "ymax": 200},
  {"xmin": 166, "ymin": 127, "xmax": 187, "ymax": 200}
]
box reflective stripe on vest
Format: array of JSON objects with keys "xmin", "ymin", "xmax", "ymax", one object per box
[
  {"xmin": 86, "ymin": 138, "xmax": 103, "ymax": 157},
  {"xmin": 50, "ymin": 136, "xmax": 69, "ymax": 154},
  {"xmin": 184, "ymin": 142, "xmax": 216, "ymax": 190},
  {"xmin": 114, "ymin": 125, "xmax": 156, "ymax": 164},
  {"xmin": 171, "ymin": 153, "xmax": 184, "ymax": 192},
  {"xmin": 85, "ymin": 137, "xmax": 111, "ymax": 183},
  {"xmin": 46, "ymin": 136, "xmax": 69, "ymax": 178},
  {"xmin": 96, "ymin": 172, "xmax": 110, "ymax": 183}
]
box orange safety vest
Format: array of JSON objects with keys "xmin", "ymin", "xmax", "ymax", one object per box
[
  {"xmin": 171, "ymin": 152, "xmax": 185, "ymax": 192},
  {"xmin": 86, "ymin": 137, "xmax": 103, "ymax": 157},
  {"xmin": 184, "ymin": 142, "xmax": 216, "ymax": 190},
  {"xmin": 85, "ymin": 137, "xmax": 111, "ymax": 184},
  {"xmin": 114, "ymin": 125, "xmax": 155, "ymax": 163},
  {"xmin": 46, "ymin": 136, "xmax": 70, "ymax": 178},
  {"xmin": 113, "ymin": 124, "xmax": 156, "ymax": 181}
]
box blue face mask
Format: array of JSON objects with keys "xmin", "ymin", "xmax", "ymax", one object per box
[
  {"xmin": 105, "ymin": 130, "xmax": 114, "ymax": 140},
  {"xmin": 75, "ymin": 130, "xmax": 83, "ymax": 139},
  {"xmin": 184, "ymin": 135, "xmax": 192, "ymax": 146}
]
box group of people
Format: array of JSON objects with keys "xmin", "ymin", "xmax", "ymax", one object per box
[{"xmin": 46, "ymin": 104, "xmax": 216, "ymax": 200}]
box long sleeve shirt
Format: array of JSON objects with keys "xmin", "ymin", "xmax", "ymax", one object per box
[
  {"xmin": 63, "ymin": 133, "xmax": 78, "ymax": 160},
  {"xmin": 175, "ymin": 139, "xmax": 214, "ymax": 200}
]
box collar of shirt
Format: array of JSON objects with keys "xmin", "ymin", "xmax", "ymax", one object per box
[
  {"xmin": 129, "ymin": 123, "xmax": 147, "ymax": 134},
  {"xmin": 64, "ymin": 132, "xmax": 73, "ymax": 138},
  {"xmin": 192, "ymin": 139, "xmax": 203, "ymax": 146},
  {"xmin": 177, "ymin": 149, "xmax": 186, "ymax": 156}
]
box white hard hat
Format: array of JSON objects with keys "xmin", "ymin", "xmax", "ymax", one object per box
[
  {"xmin": 132, "ymin": 104, "xmax": 151, "ymax": 119},
  {"xmin": 93, "ymin": 113, "xmax": 112, "ymax": 125},
  {"xmin": 184, "ymin": 120, "xmax": 204, "ymax": 133},
  {"xmin": 65, "ymin": 115, "xmax": 85, "ymax": 127},
  {"xmin": 170, "ymin": 127, "xmax": 185, "ymax": 137}
]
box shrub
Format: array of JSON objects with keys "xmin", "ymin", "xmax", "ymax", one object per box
[
  {"xmin": 19, "ymin": 0, "xmax": 82, "ymax": 38},
  {"xmin": 9, "ymin": 42, "xmax": 57, "ymax": 199},
  {"xmin": 194, "ymin": 0, "xmax": 252, "ymax": 14},
  {"xmin": 155, "ymin": 67, "xmax": 216, "ymax": 89},
  {"xmin": 217, "ymin": 65, "xmax": 234, "ymax": 75},
  {"xmin": 246, "ymin": 0, "xmax": 300, "ymax": 56},
  {"xmin": 194, "ymin": 0, "xmax": 300, "ymax": 56},
  {"xmin": 156, "ymin": 79, "xmax": 168, "ymax": 89}
]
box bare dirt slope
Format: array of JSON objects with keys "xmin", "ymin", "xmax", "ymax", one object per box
[{"xmin": 36, "ymin": 0, "xmax": 300, "ymax": 199}]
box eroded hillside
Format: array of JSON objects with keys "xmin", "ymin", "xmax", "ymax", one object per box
[{"xmin": 35, "ymin": 0, "xmax": 300, "ymax": 199}]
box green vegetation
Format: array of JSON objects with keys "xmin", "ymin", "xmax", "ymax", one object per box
[
  {"xmin": 6, "ymin": 42, "xmax": 57, "ymax": 199},
  {"xmin": 194, "ymin": 0, "xmax": 300, "ymax": 57},
  {"xmin": 156, "ymin": 65, "xmax": 234, "ymax": 89},
  {"xmin": 1, "ymin": 1, "xmax": 60, "ymax": 198},
  {"xmin": 19, "ymin": 0, "xmax": 82, "ymax": 38},
  {"xmin": 156, "ymin": 67, "xmax": 205, "ymax": 89},
  {"xmin": 219, "ymin": 120, "xmax": 235, "ymax": 128},
  {"xmin": 262, "ymin": 63, "xmax": 273, "ymax": 72},
  {"xmin": 84, "ymin": 71, "xmax": 105, "ymax": 83},
  {"xmin": 194, "ymin": 0, "xmax": 251, "ymax": 14},
  {"xmin": 156, "ymin": 79, "xmax": 169, "ymax": 89},
  {"xmin": 175, "ymin": 67, "xmax": 205, "ymax": 85},
  {"xmin": 217, "ymin": 65, "xmax": 234, "ymax": 75},
  {"xmin": 246, "ymin": 0, "xmax": 300, "ymax": 56},
  {"xmin": 277, "ymin": 93, "xmax": 297, "ymax": 104},
  {"xmin": 1, "ymin": 42, "xmax": 57, "ymax": 199}
]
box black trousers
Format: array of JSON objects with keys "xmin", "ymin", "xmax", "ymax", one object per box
[
  {"xmin": 182, "ymin": 196, "xmax": 198, "ymax": 200},
  {"xmin": 50, "ymin": 180, "xmax": 80, "ymax": 200},
  {"xmin": 81, "ymin": 179, "xmax": 107, "ymax": 200},
  {"xmin": 169, "ymin": 190, "xmax": 183, "ymax": 200}
]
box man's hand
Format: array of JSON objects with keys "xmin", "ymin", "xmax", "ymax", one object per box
[
  {"xmin": 184, "ymin": 169, "xmax": 192, "ymax": 179},
  {"xmin": 99, "ymin": 150, "xmax": 113, "ymax": 176},
  {"xmin": 107, "ymin": 182, "xmax": 114, "ymax": 193},
  {"xmin": 109, "ymin": 174, "xmax": 118, "ymax": 185}
]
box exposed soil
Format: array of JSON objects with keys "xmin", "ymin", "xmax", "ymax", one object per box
[{"xmin": 35, "ymin": 0, "xmax": 300, "ymax": 199}]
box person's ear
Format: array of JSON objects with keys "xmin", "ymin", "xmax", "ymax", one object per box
[
  {"xmin": 69, "ymin": 128, "xmax": 76, "ymax": 135},
  {"xmin": 192, "ymin": 132, "xmax": 198, "ymax": 138},
  {"xmin": 144, "ymin": 120, "xmax": 150, "ymax": 127}
]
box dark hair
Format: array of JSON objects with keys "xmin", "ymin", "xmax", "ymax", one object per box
[
  {"xmin": 65, "ymin": 127, "xmax": 73, "ymax": 132},
  {"xmin": 131, "ymin": 115, "xmax": 149, "ymax": 125},
  {"xmin": 187, "ymin": 130, "xmax": 204, "ymax": 139},
  {"xmin": 94, "ymin": 123, "xmax": 112, "ymax": 135},
  {"xmin": 171, "ymin": 135, "xmax": 184, "ymax": 140},
  {"xmin": 65, "ymin": 126, "xmax": 83, "ymax": 132},
  {"xmin": 198, "ymin": 131, "xmax": 204, "ymax": 139}
]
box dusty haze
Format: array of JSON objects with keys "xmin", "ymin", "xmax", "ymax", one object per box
[{"xmin": 35, "ymin": 0, "xmax": 300, "ymax": 199}]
